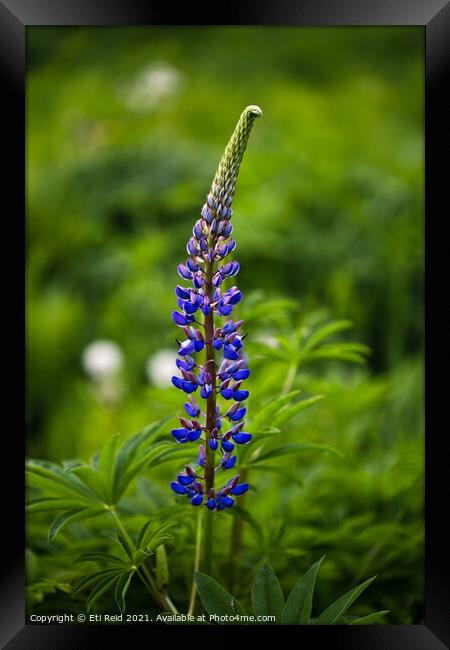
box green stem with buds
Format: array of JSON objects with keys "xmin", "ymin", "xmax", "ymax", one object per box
[{"xmin": 203, "ymin": 259, "xmax": 216, "ymax": 575}]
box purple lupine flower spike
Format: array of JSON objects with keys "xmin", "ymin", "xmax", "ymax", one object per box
[{"xmin": 170, "ymin": 106, "xmax": 262, "ymax": 509}]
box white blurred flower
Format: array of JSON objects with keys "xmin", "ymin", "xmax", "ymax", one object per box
[
  {"xmin": 146, "ymin": 349, "xmax": 178, "ymax": 388},
  {"xmin": 82, "ymin": 340, "xmax": 124, "ymax": 381},
  {"xmin": 120, "ymin": 62, "xmax": 184, "ymax": 112}
]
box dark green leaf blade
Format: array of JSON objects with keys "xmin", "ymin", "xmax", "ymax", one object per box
[
  {"xmin": 349, "ymin": 610, "xmax": 389, "ymax": 625},
  {"xmin": 315, "ymin": 576, "xmax": 377, "ymax": 625},
  {"xmin": 281, "ymin": 556, "xmax": 325, "ymax": 624},
  {"xmin": 194, "ymin": 572, "xmax": 246, "ymax": 621},
  {"xmin": 251, "ymin": 564, "xmax": 284, "ymax": 623}
]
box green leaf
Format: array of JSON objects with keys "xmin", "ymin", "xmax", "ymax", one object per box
[
  {"xmin": 77, "ymin": 552, "xmax": 129, "ymax": 568},
  {"xmin": 272, "ymin": 395, "xmax": 324, "ymax": 428},
  {"xmin": 250, "ymin": 442, "xmax": 342, "ymax": 465},
  {"xmin": 252, "ymin": 564, "xmax": 285, "ymax": 622},
  {"xmin": 115, "ymin": 571, "xmax": 134, "ymax": 613},
  {"xmin": 302, "ymin": 320, "xmax": 353, "ymax": 352},
  {"xmin": 112, "ymin": 533, "xmax": 134, "ymax": 561},
  {"xmin": 315, "ymin": 576, "xmax": 377, "ymax": 625},
  {"xmin": 112, "ymin": 417, "xmax": 173, "ymax": 501},
  {"xmin": 194, "ymin": 572, "xmax": 246, "ymax": 621},
  {"xmin": 250, "ymin": 391, "xmax": 301, "ymax": 431},
  {"xmin": 87, "ymin": 574, "xmax": 120, "ymax": 612},
  {"xmin": 137, "ymin": 520, "xmax": 177, "ymax": 553},
  {"xmin": 114, "ymin": 442, "xmax": 179, "ymax": 501},
  {"xmin": 249, "ymin": 464, "xmax": 303, "ymax": 486},
  {"xmin": 48, "ymin": 507, "xmax": 105, "ymax": 541},
  {"xmin": 26, "ymin": 498, "xmax": 90, "ymax": 513},
  {"xmin": 281, "ymin": 556, "xmax": 325, "ymax": 624},
  {"xmin": 68, "ymin": 466, "xmax": 108, "ymax": 502},
  {"xmin": 304, "ymin": 342, "xmax": 370, "ymax": 365},
  {"xmin": 73, "ymin": 568, "xmax": 122, "ymax": 596},
  {"xmin": 348, "ymin": 610, "xmax": 390, "ymax": 625},
  {"xmin": 133, "ymin": 548, "xmax": 152, "ymax": 565},
  {"xmin": 26, "ymin": 459, "xmax": 99, "ymax": 501}
]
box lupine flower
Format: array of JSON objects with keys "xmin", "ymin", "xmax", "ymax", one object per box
[{"xmin": 169, "ymin": 105, "xmax": 262, "ymax": 510}]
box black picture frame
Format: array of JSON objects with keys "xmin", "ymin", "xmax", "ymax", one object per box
[{"xmin": 2, "ymin": 1, "xmax": 448, "ymax": 647}]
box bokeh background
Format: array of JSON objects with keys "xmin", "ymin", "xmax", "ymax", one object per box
[{"xmin": 26, "ymin": 26, "xmax": 424, "ymax": 623}]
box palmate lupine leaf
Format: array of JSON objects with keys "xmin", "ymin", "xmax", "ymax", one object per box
[
  {"xmin": 114, "ymin": 571, "xmax": 135, "ymax": 613},
  {"xmin": 77, "ymin": 552, "xmax": 130, "ymax": 568},
  {"xmin": 301, "ymin": 319, "xmax": 354, "ymax": 352},
  {"xmin": 271, "ymin": 394, "xmax": 325, "ymax": 428},
  {"xmin": 248, "ymin": 442, "xmax": 342, "ymax": 465},
  {"xmin": 251, "ymin": 564, "xmax": 285, "ymax": 623},
  {"xmin": 26, "ymin": 497, "xmax": 92, "ymax": 513},
  {"xmin": 26, "ymin": 459, "xmax": 101, "ymax": 502},
  {"xmin": 73, "ymin": 568, "xmax": 124, "ymax": 598},
  {"xmin": 249, "ymin": 390, "xmax": 301, "ymax": 431},
  {"xmin": 302, "ymin": 342, "xmax": 370, "ymax": 365},
  {"xmin": 47, "ymin": 507, "xmax": 106, "ymax": 542},
  {"xmin": 136, "ymin": 520, "xmax": 177, "ymax": 554}
]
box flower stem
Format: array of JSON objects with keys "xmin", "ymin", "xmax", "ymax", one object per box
[
  {"xmin": 203, "ymin": 259, "xmax": 217, "ymax": 574},
  {"xmin": 109, "ymin": 508, "xmax": 178, "ymax": 614},
  {"xmin": 228, "ymin": 466, "xmax": 248, "ymax": 592},
  {"xmin": 188, "ymin": 509, "xmax": 203, "ymax": 615}
]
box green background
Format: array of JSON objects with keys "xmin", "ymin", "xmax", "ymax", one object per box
[{"xmin": 26, "ymin": 26, "xmax": 424, "ymax": 623}]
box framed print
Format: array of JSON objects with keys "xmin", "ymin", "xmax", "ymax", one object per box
[{"xmin": 1, "ymin": 1, "xmax": 449, "ymax": 648}]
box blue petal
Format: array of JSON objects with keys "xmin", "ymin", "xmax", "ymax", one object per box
[
  {"xmin": 228, "ymin": 290, "xmax": 242, "ymax": 305},
  {"xmin": 181, "ymin": 301, "xmax": 198, "ymax": 315},
  {"xmin": 183, "ymin": 381, "xmax": 198, "ymax": 394},
  {"xmin": 233, "ymin": 389, "xmax": 249, "ymax": 402},
  {"xmin": 178, "ymin": 340, "xmax": 196, "ymax": 356},
  {"xmin": 175, "ymin": 285, "xmax": 191, "ymax": 300},
  {"xmin": 200, "ymin": 384, "xmax": 212, "ymax": 399},
  {"xmin": 209, "ymin": 438, "xmax": 218, "ymax": 451},
  {"xmin": 220, "ymin": 388, "xmax": 234, "ymax": 400},
  {"xmin": 222, "ymin": 456, "xmax": 237, "ymax": 470},
  {"xmin": 222, "ymin": 495, "xmax": 235, "ymax": 507},
  {"xmin": 229, "ymin": 407, "xmax": 246, "ymax": 421},
  {"xmin": 187, "ymin": 428, "xmax": 202, "ymax": 442},
  {"xmin": 178, "ymin": 264, "xmax": 193, "ymax": 280},
  {"xmin": 218, "ymin": 304, "xmax": 233, "ymax": 316},
  {"xmin": 184, "ymin": 402, "xmax": 200, "ymax": 417},
  {"xmin": 221, "ymin": 439, "xmax": 235, "ymax": 453},
  {"xmin": 231, "ymin": 482, "xmax": 249, "ymax": 495},
  {"xmin": 172, "ymin": 310, "xmax": 191, "ymax": 326},
  {"xmin": 191, "ymin": 493, "xmax": 203, "ymax": 506},
  {"xmin": 232, "ymin": 369, "xmax": 250, "ymax": 381},
  {"xmin": 224, "ymin": 345, "xmax": 239, "ymax": 360},
  {"xmin": 178, "ymin": 474, "xmax": 194, "ymax": 486},
  {"xmin": 232, "ymin": 432, "xmax": 252, "ymax": 445},
  {"xmin": 170, "ymin": 481, "xmax": 188, "ymax": 495},
  {"xmin": 171, "ymin": 427, "xmax": 189, "ymax": 440}
]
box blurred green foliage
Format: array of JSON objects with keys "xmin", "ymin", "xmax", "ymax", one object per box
[{"xmin": 26, "ymin": 27, "xmax": 423, "ymax": 624}]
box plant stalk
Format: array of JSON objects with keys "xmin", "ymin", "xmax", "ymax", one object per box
[
  {"xmin": 187, "ymin": 509, "xmax": 203, "ymax": 615},
  {"xmin": 109, "ymin": 508, "xmax": 178, "ymax": 614},
  {"xmin": 202, "ymin": 259, "xmax": 217, "ymax": 575}
]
